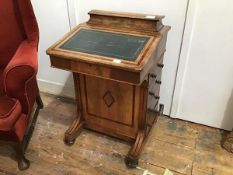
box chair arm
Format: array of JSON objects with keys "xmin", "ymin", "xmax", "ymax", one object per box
[{"xmin": 2, "ymin": 41, "xmax": 38, "ymax": 99}]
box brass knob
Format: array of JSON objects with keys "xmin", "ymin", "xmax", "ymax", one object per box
[
  {"xmin": 150, "ymin": 74, "xmax": 157, "ymax": 78},
  {"xmin": 149, "ymin": 92, "xmax": 160, "ymax": 100},
  {"xmin": 157, "ymin": 63, "xmax": 164, "ymax": 68},
  {"xmin": 149, "ymin": 92, "xmax": 154, "ymax": 96}
]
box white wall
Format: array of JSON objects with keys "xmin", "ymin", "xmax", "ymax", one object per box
[
  {"xmin": 31, "ymin": 0, "xmax": 233, "ymax": 129},
  {"xmin": 32, "ymin": 0, "xmax": 75, "ymax": 98},
  {"xmin": 171, "ymin": 0, "xmax": 233, "ymax": 130},
  {"xmin": 75, "ymin": 0, "xmax": 189, "ymax": 115}
]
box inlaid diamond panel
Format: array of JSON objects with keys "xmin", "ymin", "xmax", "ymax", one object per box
[{"xmin": 103, "ymin": 91, "xmax": 115, "ymax": 107}]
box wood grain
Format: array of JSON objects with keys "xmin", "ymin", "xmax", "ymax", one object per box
[
  {"xmin": 0, "ymin": 93, "xmax": 233, "ymax": 174},
  {"xmin": 46, "ymin": 10, "xmax": 170, "ymax": 166}
]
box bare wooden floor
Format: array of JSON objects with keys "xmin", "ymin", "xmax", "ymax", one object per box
[{"xmin": 0, "ymin": 93, "xmax": 233, "ymax": 175}]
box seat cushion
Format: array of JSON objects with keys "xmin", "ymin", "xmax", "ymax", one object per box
[{"xmin": 0, "ymin": 96, "xmax": 22, "ymax": 131}]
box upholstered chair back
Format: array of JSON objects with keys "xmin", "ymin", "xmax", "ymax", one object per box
[{"xmin": 0, "ymin": 0, "xmax": 39, "ymax": 67}]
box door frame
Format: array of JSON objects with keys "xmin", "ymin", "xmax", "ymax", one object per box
[
  {"xmin": 170, "ymin": 0, "xmax": 199, "ymax": 117},
  {"xmin": 66, "ymin": 0, "xmax": 77, "ymax": 29}
]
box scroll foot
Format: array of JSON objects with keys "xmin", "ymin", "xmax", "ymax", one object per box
[
  {"xmin": 64, "ymin": 116, "xmax": 84, "ymax": 146},
  {"xmin": 125, "ymin": 131, "xmax": 145, "ymax": 168},
  {"xmin": 125, "ymin": 155, "xmax": 138, "ymax": 168},
  {"xmin": 64, "ymin": 138, "xmax": 76, "ymax": 146}
]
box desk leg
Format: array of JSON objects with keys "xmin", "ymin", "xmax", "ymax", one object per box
[
  {"xmin": 125, "ymin": 80, "xmax": 148, "ymax": 168},
  {"xmin": 125, "ymin": 131, "xmax": 146, "ymax": 168},
  {"xmin": 64, "ymin": 113, "xmax": 84, "ymax": 146},
  {"xmin": 64, "ymin": 73, "xmax": 85, "ymax": 146}
]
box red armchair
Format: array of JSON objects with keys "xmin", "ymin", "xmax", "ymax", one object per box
[{"xmin": 0, "ymin": 0, "xmax": 43, "ymax": 170}]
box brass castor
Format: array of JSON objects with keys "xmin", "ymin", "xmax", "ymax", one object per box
[
  {"xmin": 64, "ymin": 137, "xmax": 76, "ymax": 146},
  {"xmin": 125, "ymin": 156, "xmax": 138, "ymax": 168},
  {"xmin": 18, "ymin": 156, "xmax": 30, "ymax": 170}
]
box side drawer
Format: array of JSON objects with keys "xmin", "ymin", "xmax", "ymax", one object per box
[{"xmin": 147, "ymin": 57, "xmax": 164, "ymax": 111}]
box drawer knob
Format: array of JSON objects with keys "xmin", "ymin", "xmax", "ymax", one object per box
[
  {"xmin": 147, "ymin": 104, "xmax": 164, "ymax": 115},
  {"xmin": 149, "ymin": 92, "xmax": 160, "ymax": 99},
  {"xmin": 156, "ymin": 80, "xmax": 162, "ymax": 84},
  {"xmin": 149, "ymin": 92, "xmax": 154, "ymax": 96},
  {"xmin": 157, "ymin": 63, "xmax": 164, "ymax": 68},
  {"xmin": 150, "ymin": 74, "xmax": 157, "ymax": 78}
]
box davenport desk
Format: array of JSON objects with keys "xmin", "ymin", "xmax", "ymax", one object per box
[{"xmin": 47, "ymin": 10, "xmax": 170, "ymax": 168}]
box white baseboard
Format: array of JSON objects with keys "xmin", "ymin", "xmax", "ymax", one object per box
[{"xmin": 38, "ymin": 79, "xmax": 75, "ymax": 99}]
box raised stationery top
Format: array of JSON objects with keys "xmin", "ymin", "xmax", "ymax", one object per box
[
  {"xmin": 87, "ymin": 10, "xmax": 165, "ymax": 33},
  {"xmin": 88, "ymin": 10, "xmax": 165, "ymax": 21},
  {"xmin": 59, "ymin": 29, "xmax": 150, "ymax": 61}
]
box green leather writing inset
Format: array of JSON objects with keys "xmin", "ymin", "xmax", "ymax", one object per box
[{"xmin": 60, "ymin": 29, "xmax": 149, "ymax": 61}]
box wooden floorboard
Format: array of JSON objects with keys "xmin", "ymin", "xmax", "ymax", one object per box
[{"xmin": 0, "ymin": 93, "xmax": 233, "ymax": 175}]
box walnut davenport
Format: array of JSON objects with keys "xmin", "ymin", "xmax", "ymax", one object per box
[{"xmin": 46, "ymin": 10, "xmax": 170, "ymax": 168}]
